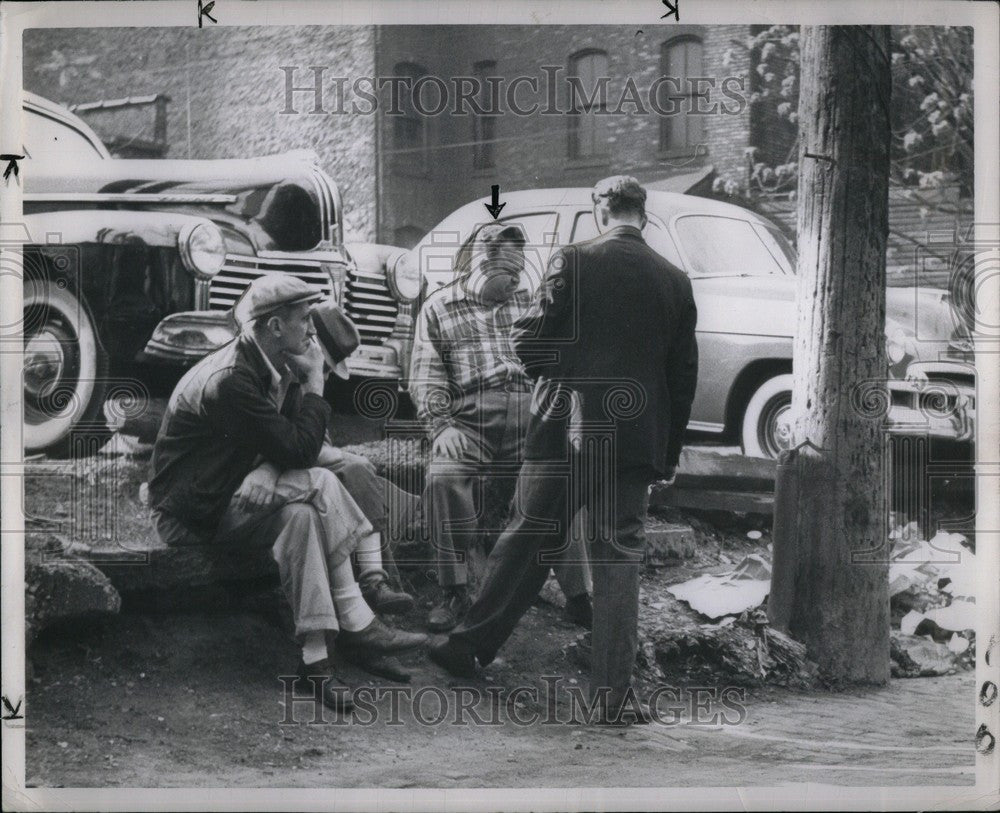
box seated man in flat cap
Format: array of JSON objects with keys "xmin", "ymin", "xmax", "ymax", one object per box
[
  {"xmin": 149, "ymin": 274, "xmax": 426, "ymax": 712},
  {"xmin": 409, "ymin": 222, "xmax": 593, "ymax": 633}
]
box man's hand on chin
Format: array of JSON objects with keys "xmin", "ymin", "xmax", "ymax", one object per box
[
  {"xmin": 285, "ymin": 337, "xmax": 327, "ymax": 395},
  {"xmin": 233, "ymin": 462, "xmax": 281, "ymax": 513}
]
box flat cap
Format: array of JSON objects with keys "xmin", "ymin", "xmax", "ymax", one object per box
[
  {"xmin": 234, "ymin": 273, "xmax": 323, "ymax": 325},
  {"xmin": 592, "ymin": 175, "xmax": 647, "ymax": 208}
]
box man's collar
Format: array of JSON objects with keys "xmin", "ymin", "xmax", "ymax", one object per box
[
  {"xmin": 605, "ymin": 224, "xmax": 644, "ymax": 239},
  {"xmin": 245, "ymin": 332, "xmax": 288, "ymax": 389}
]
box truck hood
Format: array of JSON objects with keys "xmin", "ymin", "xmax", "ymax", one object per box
[{"xmin": 25, "ymin": 151, "xmax": 337, "ymax": 253}]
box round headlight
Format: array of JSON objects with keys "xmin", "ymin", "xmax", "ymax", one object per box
[
  {"xmin": 178, "ymin": 222, "xmax": 226, "ymax": 279},
  {"xmin": 387, "ymin": 250, "xmax": 421, "ymax": 302}
]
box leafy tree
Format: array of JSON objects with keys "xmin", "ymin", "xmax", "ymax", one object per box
[{"xmin": 715, "ymin": 25, "xmax": 973, "ymax": 207}]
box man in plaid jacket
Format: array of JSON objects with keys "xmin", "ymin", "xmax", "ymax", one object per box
[{"xmin": 409, "ymin": 223, "xmax": 592, "ymax": 632}]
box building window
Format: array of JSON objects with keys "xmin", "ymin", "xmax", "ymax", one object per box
[
  {"xmin": 659, "ymin": 36, "xmax": 704, "ymax": 153},
  {"xmin": 392, "ymin": 61, "xmax": 428, "ymax": 173},
  {"xmin": 472, "ymin": 60, "xmax": 497, "ymax": 170},
  {"xmin": 567, "ymin": 50, "xmax": 609, "ymax": 160}
]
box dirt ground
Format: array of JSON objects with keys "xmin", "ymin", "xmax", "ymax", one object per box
[
  {"xmin": 21, "ymin": 400, "xmax": 978, "ymax": 790},
  {"xmin": 25, "ymin": 599, "xmax": 974, "ymax": 789}
]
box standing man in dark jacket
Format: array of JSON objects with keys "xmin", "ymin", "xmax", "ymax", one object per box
[{"xmin": 429, "ymin": 176, "xmax": 698, "ymax": 724}]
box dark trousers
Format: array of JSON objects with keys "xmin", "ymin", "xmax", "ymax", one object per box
[{"xmin": 449, "ymin": 446, "xmax": 653, "ymax": 707}]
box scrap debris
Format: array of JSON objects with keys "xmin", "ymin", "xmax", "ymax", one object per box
[{"xmin": 654, "ymin": 522, "xmax": 976, "ymax": 681}]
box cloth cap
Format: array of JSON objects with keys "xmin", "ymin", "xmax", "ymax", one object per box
[
  {"xmin": 311, "ymin": 299, "xmax": 360, "ymax": 380},
  {"xmin": 234, "ymin": 273, "xmax": 323, "ymax": 325},
  {"xmin": 478, "ymin": 222, "xmax": 527, "ymax": 250}
]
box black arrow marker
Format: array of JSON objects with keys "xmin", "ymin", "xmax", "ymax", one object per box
[
  {"xmin": 484, "ymin": 184, "xmax": 506, "ymax": 220},
  {"xmin": 1, "ymin": 154, "xmax": 24, "ymax": 184}
]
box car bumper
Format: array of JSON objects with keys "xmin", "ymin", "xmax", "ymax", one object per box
[
  {"xmin": 140, "ymin": 311, "xmax": 237, "ymax": 363},
  {"xmin": 885, "ymin": 372, "xmax": 975, "ymax": 442},
  {"xmin": 140, "ymin": 310, "xmax": 405, "ymax": 382}
]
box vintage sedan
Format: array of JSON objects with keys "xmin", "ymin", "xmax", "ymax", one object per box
[
  {"xmin": 21, "ymin": 92, "xmax": 418, "ymax": 454},
  {"xmin": 397, "ymin": 189, "xmax": 976, "ymax": 458}
]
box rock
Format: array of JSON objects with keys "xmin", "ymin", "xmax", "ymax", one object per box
[
  {"xmin": 26, "ymin": 553, "xmax": 122, "ymax": 647},
  {"xmin": 891, "ymin": 632, "xmax": 957, "ymax": 678},
  {"xmin": 537, "ymin": 575, "xmax": 567, "ymax": 609},
  {"xmin": 645, "ymin": 517, "xmax": 698, "ymax": 562},
  {"xmin": 94, "ymin": 541, "xmax": 279, "ymax": 597}
]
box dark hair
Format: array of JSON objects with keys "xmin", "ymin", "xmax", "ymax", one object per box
[{"xmin": 592, "ymin": 175, "xmax": 647, "ymax": 218}]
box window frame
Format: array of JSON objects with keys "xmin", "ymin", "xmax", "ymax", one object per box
[
  {"xmin": 658, "ymin": 35, "xmax": 706, "ymax": 156},
  {"xmin": 566, "ymin": 49, "xmax": 611, "ymax": 163},
  {"xmin": 472, "ymin": 59, "xmax": 498, "ymax": 172},
  {"xmin": 391, "ymin": 60, "xmax": 430, "ymax": 177}
]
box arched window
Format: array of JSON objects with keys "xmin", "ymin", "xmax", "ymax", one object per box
[
  {"xmin": 659, "ymin": 36, "xmax": 704, "ymax": 152},
  {"xmin": 393, "ymin": 61, "xmax": 428, "ymax": 172},
  {"xmin": 567, "ymin": 49, "xmax": 609, "ymax": 160}
]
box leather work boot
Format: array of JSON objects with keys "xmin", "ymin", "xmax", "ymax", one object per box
[
  {"xmin": 427, "ymin": 586, "xmax": 472, "ymax": 633},
  {"xmin": 295, "ymin": 658, "xmax": 355, "ymax": 713},
  {"xmin": 336, "ymin": 617, "xmax": 428, "ymax": 654},
  {"xmin": 427, "ymin": 637, "xmax": 478, "ymax": 679},
  {"xmin": 360, "ymin": 575, "xmax": 416, "ymax": 615},
  {"xmin": 563, "ymin": 592, "xmax": 594, "ymax": 630}
]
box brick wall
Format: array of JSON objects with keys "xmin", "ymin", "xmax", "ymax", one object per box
[
  {"xmin": 23, "ymin": 25, "xmax": 755, "ymax": 247},
  {"xmin": 23, "ymin": 27, "xmax": 379, "ymax": 241},
  {"xmin": 377, "ymin": 24, "xmax": 753, "ymax": 244}
]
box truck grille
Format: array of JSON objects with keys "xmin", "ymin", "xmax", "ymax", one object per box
[
  {"xmin": 344, "ymin": 268, "xmax": 400, "ymax": 346},
  {"xmin": 209, "ymin": 255, "xmax": 334, "ymax": 312}
]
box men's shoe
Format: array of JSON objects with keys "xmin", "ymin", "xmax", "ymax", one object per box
[
  {"xmin": 295, "ymin": 658, "xmax": 355, "ymax": 713},
  {"xmin": 361, "ymin": 577, "xmax": 416, "ymax": 615},
  {"xmin": 337, "ymin": 617, "xmax": 428, "ymax": 654},
  {"xmin": 428, "ymin": 638, "xmax": 478, "ymax": 679},
  {"xmin": 335, "ymin": 642, "xmax": 413, "ymax": 683},
  {"xmin": 564, "ymin": 593, "xmax": 593, "ymax": 630},
  {"xmin": 427, "ymin": 586, "xmax": 472, "ymax": 633}
]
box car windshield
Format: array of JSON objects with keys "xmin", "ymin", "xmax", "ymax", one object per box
[{"xmin": 674, "ymin": 215, "xmax": 795, "ymax": 276}]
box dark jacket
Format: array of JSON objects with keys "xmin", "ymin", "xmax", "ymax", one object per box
[
  {"xmin": 148, "ymin": 334, "xmax": 331, "ymax": 538},
  {"xmin": 513, "ymin": 225, "xmax": 698, "ymax": 474}
]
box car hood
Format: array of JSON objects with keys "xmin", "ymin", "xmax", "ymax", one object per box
[
  {"xmin": 25, "ymin": 151, "xmax": 335, "ymax": 253},
  {"xmin": 692, "ymin": 275, "xmax": 967, "ymax": 359}
]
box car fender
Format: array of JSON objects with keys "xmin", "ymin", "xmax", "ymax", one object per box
[{"xmin": 23, "ymin": 209, "xmax": 219, "ymax": 250}]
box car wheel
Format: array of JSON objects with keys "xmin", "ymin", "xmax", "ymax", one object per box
[
  {"xmin": 22, "ymin": 281, "xmax": 109, "ymax": 456},
  {"xmin": 741, "ymin": 373, "xmax": 795, "ymax": 459}
]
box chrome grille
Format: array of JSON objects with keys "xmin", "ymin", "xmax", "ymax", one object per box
[
  {"xmin": 345, "ymin": 268, "xmax": 399, "ymax": 346},
  {"xmin": 209, "ymin": 255, "xmax": 334, "ymax": 312}
]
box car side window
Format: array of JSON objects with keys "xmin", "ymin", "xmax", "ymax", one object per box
[
  {"xmin": 570, "ymin": 209, "xmax": 685, "ymax": 269},
  {"xmin": 674, "ymin": 215, "xmax": 789, "ymax": 276}
]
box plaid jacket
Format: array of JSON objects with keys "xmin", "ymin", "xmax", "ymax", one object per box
[{"xmin": 409, "ymin": 275, "xmax": 533, "ymax": 432}]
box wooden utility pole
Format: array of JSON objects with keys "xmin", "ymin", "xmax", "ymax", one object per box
[{"xmin": 768, "ymin": 26, "xmax": 892, "ymax": 683}]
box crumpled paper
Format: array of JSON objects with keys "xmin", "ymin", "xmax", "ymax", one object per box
[{"xmin": 666, "ymin": 554, "xmax": 771, "ymax": 620}]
